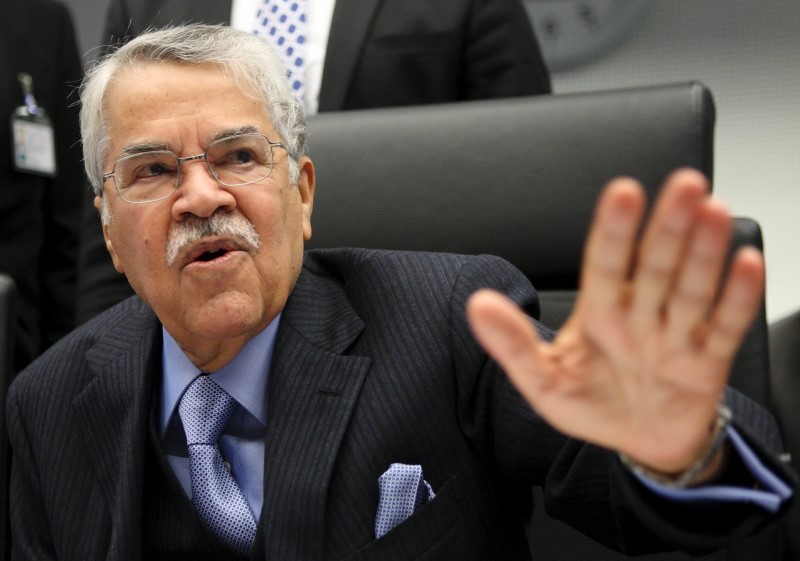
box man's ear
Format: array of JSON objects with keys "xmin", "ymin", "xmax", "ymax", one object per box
[
  {"xmin": 296, "ymin": 157, "xmax": 315, "ymax": 241},
  {"xmin": 94, "ymin": 195, "xmax": 125, "ymax": 274}
]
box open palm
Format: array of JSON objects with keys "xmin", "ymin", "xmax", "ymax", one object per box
[{"xmin": 467, "ymin": 169, "xmax": 764, "ymax": 475}]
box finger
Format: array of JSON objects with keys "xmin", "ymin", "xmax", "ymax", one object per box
[
  {"xmin": 466, "ymin": 289, "xmax": 552, "ymax": 399},
  {"xmin": 703, "ymin": 247, "xmax": 765, "ymax": 362},
  {"xmin": 665, "ymin": 200, "xmax": 733, "ymax": 345},
  {"xmin": 577, "ymin": 178, "xmax": 645, "ymax": 319},
  {"xmin": 630, "ymin": 168, "xmax": 709, "ymax": 330}
]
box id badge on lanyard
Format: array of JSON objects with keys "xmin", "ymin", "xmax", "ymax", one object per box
[{"xmin": 10, "ymin": 72, "xmax": 57, "ymax": 178}]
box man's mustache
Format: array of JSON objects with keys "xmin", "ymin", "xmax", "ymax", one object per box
[{"xmin": 165, "ymin": 212, "xmax": 261, "ymax": 266}]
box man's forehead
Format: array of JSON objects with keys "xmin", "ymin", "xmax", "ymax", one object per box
[
  {"xmin": 113, "ymin": 59, "xmax": 226, "ymax": 81},
  {"xmin": 105, "ymin": 61, "xmax": 266, "ymax": 118},
  {"xmin": 103, "ymin": 63, "xmax": 277, "ymax": 157}
]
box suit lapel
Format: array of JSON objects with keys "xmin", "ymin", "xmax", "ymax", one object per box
[
  {"xmin": 318, "ymin": 0, "xmax": 383, "ymax": 111},
  {"xmin": 259, "ymin": 267, "xmax": 370, "ymax": 560},
  {"xmin": 73, "ymin": 300, "xmax": 161, "ymax": 560}
]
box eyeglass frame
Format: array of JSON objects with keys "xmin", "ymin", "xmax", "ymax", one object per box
[{"xmin": 101, "ymin": 132, "xmax": 292, "ymax": 204}]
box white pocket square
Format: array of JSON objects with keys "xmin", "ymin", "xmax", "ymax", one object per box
[{"xmin": 374, "ymin": 463, "xmax": 436, "ymax": 538}]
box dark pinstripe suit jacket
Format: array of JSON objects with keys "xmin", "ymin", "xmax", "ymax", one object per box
[{"xmin": 7, "ymin": 249, "xmax": 790, "ymax": 560}]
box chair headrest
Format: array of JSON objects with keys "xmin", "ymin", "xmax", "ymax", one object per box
[{"xmin": 306, "ymin": 82, "xmax": 715, "ymax": 288}]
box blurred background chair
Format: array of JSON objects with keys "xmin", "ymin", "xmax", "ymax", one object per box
[
  {"xmin": 0, "ymin": 273, "xmax": 17, "ymax": 559},
  {"xmin": 305, "ymin": 82, "xmax": 785, "ymax": 559}
]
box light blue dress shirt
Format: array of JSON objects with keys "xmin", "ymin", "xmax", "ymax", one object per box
[
  {"xmin": 637, "ymin": 426, "xmax": 792, "ymax": 512},
  {"xmin": 160, "ymin": 316, "xmax": 281, "ymax": 520}
]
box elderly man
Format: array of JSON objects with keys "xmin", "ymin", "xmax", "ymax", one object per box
[{"xmin": 6, "ymin": 24, "xmax": 794, "ymax": 561}]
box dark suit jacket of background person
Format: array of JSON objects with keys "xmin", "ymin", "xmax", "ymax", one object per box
[
  {"xmin": 8, "ymin": 249, "xmax": 791, "ymax": 561},
  {"xmin": 0, "ymin": 0, "xmax": 83, "ymax": 372},
  {"xmin": 76, "ymin": 0, "xmax": 552, "ymax": 324}
]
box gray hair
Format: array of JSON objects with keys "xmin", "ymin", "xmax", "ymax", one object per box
[{"xmin": 80, "ymin": 24, "xmax": 307, "ymax": 198}]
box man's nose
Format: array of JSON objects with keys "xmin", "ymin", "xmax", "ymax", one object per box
[{"xmin": 171, "ymin": 159, "xmax": 237, "ymax": 220}]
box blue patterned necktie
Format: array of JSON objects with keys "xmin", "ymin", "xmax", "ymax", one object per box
[
  {"xmin": 179, "ymin": 375, "xmax": 257, "ymax": 555},
  {"xmin": 253, "ymin": 0, "xmax": 307, "ymax": 104}
]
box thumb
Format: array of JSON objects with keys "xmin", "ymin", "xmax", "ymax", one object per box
[{"xmin": 466, "ymin": 289, "xmax": 549, "ymax": 397}]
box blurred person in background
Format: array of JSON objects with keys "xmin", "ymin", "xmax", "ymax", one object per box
[{"xmin": 0, "ymin": 0, "xmax": 84, "ymax": 373}]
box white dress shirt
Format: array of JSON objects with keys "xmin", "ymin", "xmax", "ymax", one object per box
[{"xmin": 231, "ymin": 0, "xmax": 335, "ymax": 115}]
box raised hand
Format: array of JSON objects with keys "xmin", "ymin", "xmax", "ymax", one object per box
[{"xmin": 467, "ymin": 169, "xmax": 764, "ymax": 477}]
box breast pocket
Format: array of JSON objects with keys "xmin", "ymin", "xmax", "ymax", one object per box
[{"xmin": 343, "ymin": 474, "xmax": 474, "ymax": 561}]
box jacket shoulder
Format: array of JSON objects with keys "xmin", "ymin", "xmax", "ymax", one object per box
[
  {"xmin": 302, "ymin": 247, "xmax": 540, "ymax": 319},
  {"xmin": 8, "ymin": 296, "xmax": 156, "ymax": 399},
  {"xmin": 303, "ymin": 247, "xmax": 518, "ymax": 280}
]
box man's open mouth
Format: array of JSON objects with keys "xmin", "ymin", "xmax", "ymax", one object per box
[
  {"xmin": 194, "ymin": 248, "xmax": 229, "ymax": 262},
  {"xmin": 177, "ymin": 238, "xmax": 242, "ymax": 268}
]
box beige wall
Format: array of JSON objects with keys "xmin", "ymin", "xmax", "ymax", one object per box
[{"xmin": 547, "ymin": 1, "xmax": 800, "ymax": 322}]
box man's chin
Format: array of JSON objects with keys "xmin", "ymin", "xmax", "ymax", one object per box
[{"xmin": 161, "ymin": 290, "xmax": 267, "ymax": 342}]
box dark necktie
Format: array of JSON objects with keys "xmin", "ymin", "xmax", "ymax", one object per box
[{"xmin": 179, "ymin": 375, "xmax": 257, "ymax": 555}]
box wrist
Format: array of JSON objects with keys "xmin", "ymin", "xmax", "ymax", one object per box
[{"xmin": 619, "ymin": 403, "xmax": 732, "ymax": 488}]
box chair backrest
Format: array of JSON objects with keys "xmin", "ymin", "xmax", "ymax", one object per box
[
  {"xmin": 0, "ymin": 274, "xmax": 14, "ymax": 395},
  {"xmin": 0, "ymin": 273, "xmax": 17, "ymax": 559},
  {"xmin": 305, "ymin": 84, "xmax": 781, "ymax": 559},
  {"xmin": 306, "ymin": 82, "xmax": 715, "ymax": 327},
  {"xmin": 728, "ymin": 218, "xmax": 772, "ymax": 413}
]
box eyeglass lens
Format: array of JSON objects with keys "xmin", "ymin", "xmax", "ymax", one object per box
[{"xmin": 114, "ymin": 134, "xmax": 278, "ymax": 202}]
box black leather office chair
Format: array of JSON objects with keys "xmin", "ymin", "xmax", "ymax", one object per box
[
  {"xmin": 308, "ymin": 82, "xmax": 716, "ymax": 325},
  {"xmin": 0, "ymin": 273, "xmax": 14, "ymax": 405},
  {"xmin": 305, "ymin": 83, "xmax": 782, "ymax": 559},
  {"xmin": 769, "ymin": 310, "xmax": 800, "ymax": 560},
  {"xmin": 0, "ymin": 273, "xmax": 17, "ymax": 560}
]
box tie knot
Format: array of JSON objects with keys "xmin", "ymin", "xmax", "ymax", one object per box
[{"xmin": 179, "ymin": 375, "xmax": 236, "ymax": 445}]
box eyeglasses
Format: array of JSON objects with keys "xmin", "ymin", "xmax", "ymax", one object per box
[{"xmin": 102, "ymin": 133, "xmax": 289, "ymax": 203}]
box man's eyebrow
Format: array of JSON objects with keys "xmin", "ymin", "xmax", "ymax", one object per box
[
  {"xmin": 210, "ymin": 125, "xmax": 261, "ymax": 142},
  {"xmin": 118, "ymin": 126, "xmax": 264, "ymax": 156},
  {"xmin": 121, "ymin": 142, "xmax": 170, "ymax": 156}
]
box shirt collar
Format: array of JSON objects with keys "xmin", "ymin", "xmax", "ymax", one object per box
[{"xmin": 160, "ymin": 315, "xmax": 281, "ymax": 437}]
